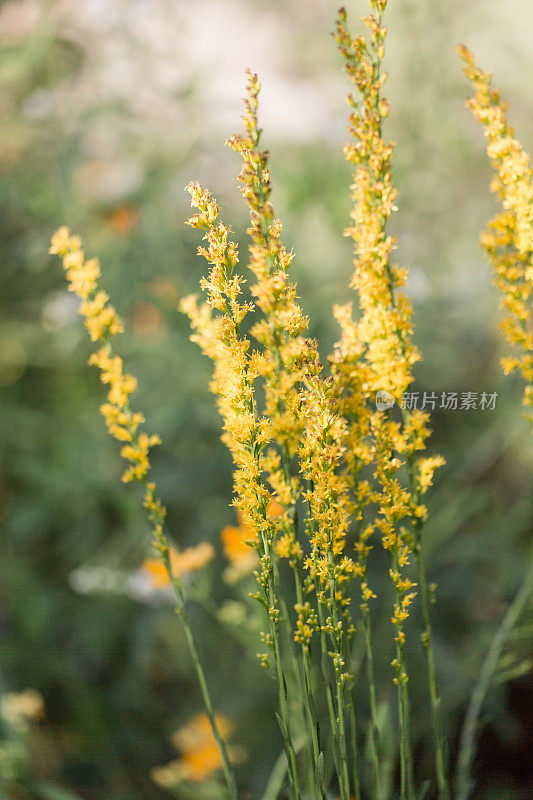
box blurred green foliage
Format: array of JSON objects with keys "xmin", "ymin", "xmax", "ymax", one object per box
[{"xmin": 0, "ymin": 1, "xmax": 532, "ymax": 799}]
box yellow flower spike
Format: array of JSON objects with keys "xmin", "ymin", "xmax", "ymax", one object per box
[
  {"xmin": 184, "ymin": 157, "xmax": 336, "ymax": 792},
  {"xmin": 332, "ymin": 7, "xmax": 451, "ymax": 797},
  {"xmin": 459, "ymin": 47, "xmax": 533, "ymax": 421},
  {"xmin": 50, "ymin": 228, "xmax": 163, "ymax": 519}
]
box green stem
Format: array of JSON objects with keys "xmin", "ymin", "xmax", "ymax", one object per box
[
  {"xmin": 317, "ymin": 597, "xmax": 348, "ymax": 799},
  {"xmin": 414, "ymin": 538, "xmax": 449, "ymax": 800},
  {"xmin": 361, "ymin": 601, "xmax": 382, "ymax": 799},
  {"xmin": 272, "ymin": 555, "xmax": 305, "ymax": 697},
  {"xmin": 335, "ymin": 674, "xmax": 351, "ymax": 800},
  {"xmin": 341, "ymin": 594, "xmax": 362, "ymax": 800},
  {"xmin": 293, "ymin": 567, "xmax": 326, "ymax": 800},
  {"xmin": 455, "ymin": 559, "xmax": 533, "ymax": 800},
  {"xmin": 403, "ymin": 434, "xmax": 450, "ymax": 800},
  {"xmin": 396, "ymin": 640, "xmax": 407, "ymax": 800},
  {"xmin": 326, "ymin": 552, "xmax": 353, "ymax": 800},
  {"xmin": 261, "ymin": 531, "xmax": 301, "ymax": 800},
  {"xmin": 160, "ymin": 546, "xmax": 238, "ymax": 800},
  {"xmin": 391, "ymin": 545, "xmax": 415, "ymax": 800},
  {"xmin": 352, "ymin": 510, "xmax": 382, "ymax": 800},
  {"xmin": 348, "ymin": 693, "xmax": 361, "ymax": 800},
  {"xmin": 274, "ymin": 556, "xmax": 318, "ymax": 800}
]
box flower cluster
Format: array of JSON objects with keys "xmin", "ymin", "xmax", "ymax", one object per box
[
  {"xmin": 49, "ymin": 228, "xmax": 161, "ymax": 487},
  {"xmin": 299, "ymin": 361, "xmax": 353, "ymax": 591},
  {"xmin": 332, "ymin": 6, "xmax": 419, "ymax": 405},
  {"xmin": 331, "ymin": 8, "xmax": 449, "ymax": 796},
  {"xmin": 181, "ymin": 183, "xmax": 274, "ymax": 545},
  {"xmin": 459, "ymin": 46, "xmax": 533, "ymax": 422},
  {"xmin": 181, "ymin": 184, "xmax": 289, "ymax": 711},
  {"xmin": 183, "ymin": 83, "xmax": 363, "ymax": 795},
  {"xmin": 331, "ymin": 4, "xmax": 411, "ymax": 632},
  {"xmin": 226, "ymin": 72, "xmax": 314, "ymax": 610},
  {"xmin": 332, "ymin": 3, "xmax": 445, "ymax": 614},
  {"xmin": 226, "ymin": 72, "xmax": 309, "ymax": 463},
  {"xmin": 50, "ymin": 231, "xmax": 179, "ymax": 600}
]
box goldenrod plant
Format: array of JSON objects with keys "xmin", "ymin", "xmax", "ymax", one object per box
[
  {"xmin": 47, "ymin": 2, "xmax": 533, "ymax": 799},
  {"xmin": 454, "ymin": 47, "xmax": 533, "ymax": 800},
  {"xmin": 458, "ymin": 46, "xmax": 533, "ymax": 426}
]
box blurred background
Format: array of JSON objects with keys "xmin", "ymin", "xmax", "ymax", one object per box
[{"xmin": 1, "ymin": 0, "xmax": 532, "ymax": 798}]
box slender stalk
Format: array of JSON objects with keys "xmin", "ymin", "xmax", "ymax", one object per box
[
  {"xmin": 358, "ymin": 2, "xmax": 451, "ymax": 778},
  {"xmin": 341, "ymin": 594, "xmax": 361, "ymax": 800},
  {"xmin": 335, "ymin": 676, "xmax": 351, "ymax": 800},
  {"xmin": 401, "ymin": 668, "xmax": 415, "ymax": 800},
  {"xmin": 335, "ymin": 4, "xmax": 420, "ymax": 793},
  {"xmin": 348, "ymin": 690, "xmax": 361, "ymax": 800},
  {"xmin": 455, "ymin": 559, "xmax": 533, "ymax": 800},
  {"xmin": 326, "ymin": 551, "xmax": 353, "ymax": 800},
  {"xmin": 229, "ymin": 80, "xmax": 318, "ymax": 798},
  {"xmin": 273, "ymin": 555, "xmax": 318, "ymax": 800},
  {"xmin": 317, "ymin": 598, "xmax": 350, "ymax": 800},
  {"xmin": 156, "ymin": 534, "xmax": 238, "ymax": 800},
  {"xmin": 361, "ymin": 600, "xmax": 382, "ymax": 799},
  {"xmin": 293, "ymin": 566, "xmax": 327, "ymax": 800},
  {"xmin": 396, "ymin": 662, "xmax": 407, "ymax": 798},
  {"xmin": 404, "ymin": 443, "xmax": 450, "ymax": 800},
  {"xmin": 357, "ymin": 0, "xmax": 448, "ymax": 781},
  {"xmin": 260, "ymin": 531, "xmax": 301, "ymax": 800},
  {"xmin": 414, "ymin": 534, "xmax": 449, "ymax": 800},
  {"xmin": 391, "ymin": 544, "xmax": 415, "ymax": 800},
  {"xmin": 51, "ymin": 230, "xmax": 239, "ymax": 799},
  {"xmin": 353, "ymin": 511, "xmax": 382, "ymax": 800}
]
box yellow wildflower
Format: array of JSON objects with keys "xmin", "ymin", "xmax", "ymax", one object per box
[
  {"xmin": 332, "ymin": 5, "xmax": 444, "ymax": 626},
  {"xmin": 332, "ymin": 13, "xmax": 447, "ymax": 794},
  {"xmin": 226, "ymin": 71, "xmax": 309, "ymax": 469},
  {"xmin": 50, "ymin": 229, "xmax": 173, "ymax": 612},
  {"xmin": 459, "ymin": 45, "xmax": 533, "ymax": 422},
  {"xmin": 180, "ymin": 742, "xmax": 228, "ymax": 782},
  {"xmin": 50, "ymin": 229, "xmax": 162, "ymax": 490}
]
